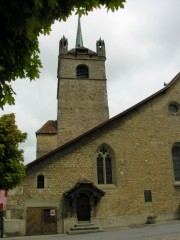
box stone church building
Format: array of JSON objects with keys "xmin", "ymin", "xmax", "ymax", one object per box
[{"xmin": 5, "ymin": 18, "xmax": 180, "ymax": 236}]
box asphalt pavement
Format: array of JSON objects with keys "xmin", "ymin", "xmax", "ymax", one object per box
[{"xmin": 3, "ymin": 220, "xmax": 180, "ymax": 240}]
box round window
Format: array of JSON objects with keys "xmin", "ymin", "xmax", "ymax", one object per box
[{"xmin": 168, "ymin": 102, "xmax": 180, "ymax": 114}]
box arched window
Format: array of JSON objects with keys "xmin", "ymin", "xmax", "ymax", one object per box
[
  {"xmin": 76, "ymin": 65, "xmax": 89, "ymax": 78},
  {"xmin": 172, "ymin": 144, "xmax": 180, "ymax": 181},
  {"xmin": 37, "ymin": 174, "xmax": 45, "ymax": 188},
  {"xmin": 97, "ymin": 146, "xmax": 112, "ymax": 184}
]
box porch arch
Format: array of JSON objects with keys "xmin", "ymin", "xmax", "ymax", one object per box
[{"xmin": 64, "ymin": 178, "xmax": 105, "ymax": 221}]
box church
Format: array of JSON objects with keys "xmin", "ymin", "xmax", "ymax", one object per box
[{"xmin": 5, "ymin": 18, "xmax": 180, "ymax": 236}]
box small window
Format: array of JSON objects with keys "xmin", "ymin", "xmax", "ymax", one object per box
[
  {"xmin": 76, "ymin": 65, "xmax": 89, "ymax": 78},
  {"xmin": 37, "ymin": 174, "xmax": 44, "ymax": 189},
  {"xmin": 168, "ymin": 102, "xmax": 180, "ymax": 114},
  {"xmin": 172, "ymin": 144, "xmax": 180, "ymax": 181},
  {"xmin": 97, "ymin": 146, "xmax": 113, "ymax": 184},
  {"xmin": 144, "ymin": 190, "xmax": 152, "ymax": 202}
]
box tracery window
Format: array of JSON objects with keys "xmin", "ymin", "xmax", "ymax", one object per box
[
  {"xmin": 37, "ymin": 174, "xmax": 45, "ymax": 188},
  {"xmin": 97, "ymin": 146, "xmax": 112, "ymax": 184},
  {"xmin": 76, "ymin": 64, "xmax": 89, "ymax": 78},
  {"xmin": 172, "ymin": 144, "xmax": 180, "ymax": 181}
]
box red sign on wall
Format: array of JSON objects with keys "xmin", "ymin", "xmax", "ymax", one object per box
[{"xmin": 0, "ymin": 204, "xmax": 3, "ymax": 211}]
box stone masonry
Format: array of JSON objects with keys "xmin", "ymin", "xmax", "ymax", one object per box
[{"xmin": 6, "ymin": 73, "xmax": 180, "ymax": 236}]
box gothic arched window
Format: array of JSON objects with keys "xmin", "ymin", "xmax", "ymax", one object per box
[
  {"xmin": 172, "ymin": 144, "xmax": 180, "ymax": 181},
  {"xmin": 37, "ymin": 174, "xmax": 45, "ymax": 188},
  {"xmin": 76, "ymin": 64, "xmax": 89, "ymax": 78},
  {"xmin": 97, "ymin": 146, "xmax": 113, "ymax": 184}
]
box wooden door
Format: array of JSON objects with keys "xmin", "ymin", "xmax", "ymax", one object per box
[
  {"xmin": 42, "ymin": 208, "xmax": 57, "ymax": 234},
  {"xmin": 77, "ymin": 194, "xmax": 90, "ymax": 221},
  {"xmin": 26, "ymin": 208, "xmax": 42, "ymax": 235},
  {"xmin": 26, "ymin": 207, "xmax": 57, "ymax": 235}
]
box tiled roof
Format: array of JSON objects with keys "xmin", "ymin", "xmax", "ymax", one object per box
[
  {"xmin": 36, "ymin": 120, "xmax": 57, "ymax": 134},
  {"xmin": 64, "ymin": 177, "xmax": 105, "ymax": 197}
]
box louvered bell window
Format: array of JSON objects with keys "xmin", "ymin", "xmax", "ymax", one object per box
[{"xmin": 76, "ymin": 65, "xmax": 89, "ymax": 78}]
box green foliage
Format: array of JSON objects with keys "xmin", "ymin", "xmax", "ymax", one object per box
[
  {"xmin": 0, "ymin": 0, "xmax": 126, "ymax": 109},
  {"xmin": 0, "ymin": 113, "xmax": 27, "ymax": 190}
]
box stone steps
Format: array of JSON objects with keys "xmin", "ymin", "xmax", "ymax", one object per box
[{"xmin": 67, "ymin": 221, "xmax": 103, "ymax": 235}]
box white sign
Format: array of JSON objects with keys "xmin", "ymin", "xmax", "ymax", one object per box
[{"xmin": 50, "ymin": 209, "xmax": 56, "ymax": 216}]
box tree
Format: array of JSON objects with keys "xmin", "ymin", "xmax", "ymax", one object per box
[
  {"xmin": 0, "ymin": 113, "xmax": 27, "ymax": 190},
  {"xmin": 0, "ymin": 0, "xmax": 126, "ymax": 109}
]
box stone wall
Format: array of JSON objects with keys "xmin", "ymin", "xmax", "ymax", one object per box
[
  {"xmin": 5, "ymin": 78, "xmax": 180, "ymax": 236},
  {"xmin": 36, "ymin": 134, "xmax": 57, "ymax": 158}
]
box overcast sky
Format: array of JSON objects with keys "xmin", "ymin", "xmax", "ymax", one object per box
[{"xmin": 1, "ymin": 0, "xmax": 180, "ymax": 164}]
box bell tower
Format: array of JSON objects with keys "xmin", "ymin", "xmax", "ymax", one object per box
[{"xmin": 57, "ymin": 17, "xmax": 109, "ymax": 145}]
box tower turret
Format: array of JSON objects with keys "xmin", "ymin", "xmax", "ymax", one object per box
[
  {"xmin": 59, "ymin": 35, "xmax": 68, "ymax": 54},
  {"xmin": 96, "ymin": 38, "xmax": 106, "ymax": 57}
]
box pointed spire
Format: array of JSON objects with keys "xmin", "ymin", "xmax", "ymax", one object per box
[{"xmin": 76, "ymin": 16, "xmax": 83, "ymax": 48}]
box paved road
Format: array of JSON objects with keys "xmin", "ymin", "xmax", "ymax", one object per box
[{"xmin": 4, "ymin": 220, "xmax": 180, "ymax": 240}]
